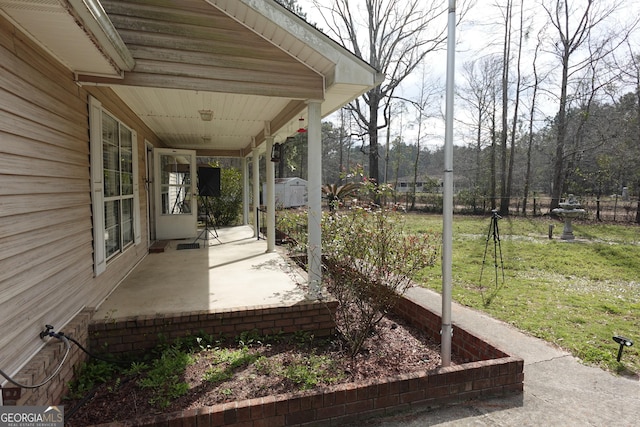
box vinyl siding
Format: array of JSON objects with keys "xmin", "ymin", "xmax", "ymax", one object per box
[{"xmin": 0, "ymin": 14, "xmax": 158, "ymax": 378}]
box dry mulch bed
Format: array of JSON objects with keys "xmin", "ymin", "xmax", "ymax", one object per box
[{"xmin": 64, "ymin": 314, "xmax": 454, "ymax": 426}]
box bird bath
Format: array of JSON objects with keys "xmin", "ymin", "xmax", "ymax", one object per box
[{"xmin": 551, "ymin": 195, "xmax": 585, "ymax": 240}]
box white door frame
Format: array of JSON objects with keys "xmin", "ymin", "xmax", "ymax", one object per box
[
  {"xmin": 154, "ymin": 148, "xmax": 197, "ymax": 240},
  {"xmin": 145, "ymin": 140, "xmax": 155, "ymax": 246}
]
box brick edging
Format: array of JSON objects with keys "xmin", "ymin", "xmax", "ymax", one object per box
[
  {"xmin": 89, "ymin": 295, "xmax": 524, "ymax": 426},
  {"xmin": 93, "ymin": 356, "xmax": 523, "ymax": 426}
]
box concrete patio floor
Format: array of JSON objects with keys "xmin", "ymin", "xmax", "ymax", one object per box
[{"xmin": 94, "ymin": 225, "xmax": 309, "ymax": 320}]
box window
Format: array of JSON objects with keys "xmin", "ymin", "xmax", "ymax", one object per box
[
  {"xmin": 160, "ymin": 154, "xmax": 192, "ymax": 215},
  {"xmin": 90, "ymin": 97, "xmax": 141, "ymax": 275},
  {"xmin": 102, "ymin": 112, "xmax": 134, "ymax": 258}
]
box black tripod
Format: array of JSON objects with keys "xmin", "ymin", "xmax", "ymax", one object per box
[
  {"xmin": 480, "ymin": 209, "xmax": 505, "ymax": 289},
  {"xmin": 194, "ymin": 196, "xmax": 219, "ymax": 245}
]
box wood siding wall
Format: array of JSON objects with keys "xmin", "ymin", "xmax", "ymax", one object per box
[{"xmin": 0, "ymin": 15, "xmax": 159, "ymax": 379}]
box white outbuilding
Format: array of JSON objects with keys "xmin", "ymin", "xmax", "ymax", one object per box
[{"xmin": 264, "ymin": 178, "xmax": 308, "ymax": 208}]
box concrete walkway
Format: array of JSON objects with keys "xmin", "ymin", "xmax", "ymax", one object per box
[{"xmin": 360, "ymin": 287, "xmax": 639, "ymax": 426}]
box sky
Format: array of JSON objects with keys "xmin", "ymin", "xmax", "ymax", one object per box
[{"xmin": 294, "ymin": 0, "xmax": 640, "ymax": 150}]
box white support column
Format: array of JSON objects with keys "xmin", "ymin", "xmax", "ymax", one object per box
[
  {"xmin": 307, "ymin": 100, "xmax": 323, "ymax": 298},
  {"xmin": 242, "ymin": 156, "xmax": 249, "ymax": 225},
  {"xmin": 252, "ymin": 143, "xmax": 260, "ymax": 239},
  {"xmin": 265, "ymin": 123, "xmax": 276, "ymax": 252}
]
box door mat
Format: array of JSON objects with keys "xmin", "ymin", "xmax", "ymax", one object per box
[
  {"xmin": 177, "ymin": 243, "xmax": 200, "ymax": 250},
  {"xmin": 149, "ymin": 240, "xmax": 170, "ymax": 253}
]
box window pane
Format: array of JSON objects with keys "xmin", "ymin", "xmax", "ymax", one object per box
[
  {"xmin": 161, "ymin": 155, "xmax": 192, "ymax": 185},
  {"xmin": 120, "ymin": 127, "xmax": 133, "ymax": 196},
  {"xmin": 161, "ymin": 185, "xmax": 192, "ymax": 214},
  {"xmin": 104, "ymin": 144, "xmax": 120, "ymax": 197},
  {"xmin": 103, "ymin": 112, "xmax": 120, "ymax": 198},
  {"xmin": 120, "ymin": 126, "xmax": 132, "ymax": 150},
  {"xmin": 102, "ymin": 113, "xmax": 118, "ymax": 145},
  {"xmin": 160, "ymin": 153, "xmax": 192, "ymax": 215},
  {"xmin": 121, "ymin": 172, "xmax": 133, "ymax": 196},
  {"xmin": 122, "ymin": 198, "xmax": 133, "ymax": 246},
  {"xmin": 104, "ymin": 200, "xmax": 120, "ymax": 258}
]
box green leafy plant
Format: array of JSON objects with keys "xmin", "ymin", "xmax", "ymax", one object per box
[
  {"xmin": 281, "ymin": 354, "xmax": 343, "ymax": 389},
  {"xmin": 137, "ymin": 346, "xmax": 193, "ymax": 408},
  {"xmin": 125, "ymin": 361, "xmax": 148, "ymax": 376},
  {"xmin": 237, "ymin": 330, "xmax": 262, "ymax": 347},
  {"xmin": 202, "ymin": 347, "xmax": 258, "ymax": 383},
  {"xmin": 67, "ymin": 360, "xmax": 120, "ymax": 400},
  {"xmin": 322, "ymin": 182, "xmax": 361, "ymax": 210}
]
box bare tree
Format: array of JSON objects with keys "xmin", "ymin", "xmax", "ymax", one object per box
[
  {"xmin": 541, "ymin": 0, "xmax": 628, "ymax": 210},
  {"xmin": 459, "ymin": 56, "xmax": 500, "ymax": 211},
  {"xmin": 522, "ymin": 31, "xmax": 545, "ymax": 215},
  {"xmin": 611, "ymin": 41, "xmax": 640, "ymax": 222},
  {"xmin": 503, "ymin": 0, "xmax": 530, "ymax": 216},
  {"xmin": 312, "ymin": 0, "xmax": 470, "ymax": 185},
  {"xmin": 498, "ymin": 0, "xmax": 514, "ymax": 216}
]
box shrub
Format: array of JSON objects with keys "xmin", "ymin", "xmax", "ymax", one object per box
[
  {"xmin": 276, "ymin": 177, "xmax": 439, "ymax": 357},
  {"xmin": 199, "ymin": 165, "xmax": 243, "ymax": 226},
  {"xmin": 321, "ymin": 203, "xmax": 438, "ymax": 357}
]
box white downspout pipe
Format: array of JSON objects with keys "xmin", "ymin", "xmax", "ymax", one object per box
[{"xmin": 307, "ymin": 100, "xmax": 323, "ymax": 298}]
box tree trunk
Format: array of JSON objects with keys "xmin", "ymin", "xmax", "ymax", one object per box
[
  {"xmin": 499, "ymin": 0, "xmax": 512, "ymax": 216},
  {"xmin": 475, "ymin": 108, "xmax": 482, "ymax": 214},
  {"xmin": 522, "ymin": 34, "xmax": 542, "ymax": 216},
  {"xmin": 635, "ymin": 179, "xmax": 640, "ymax": 224},
  {"xmin": 551, "ymin": 52, "xmax": 570, "ymax": 212},
  {"xmin": 505, "ymin": 0, "xmax": 525, "ymax": 217},
  {"xmin": 369, "ymin": 99, "xmax": 380, "ymax": 184},
  {"xmin": 490, "ymin": 99, "xmax": 497, "ymax": 211}
]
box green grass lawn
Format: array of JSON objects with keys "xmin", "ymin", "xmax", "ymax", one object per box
[{"xmin": 404, "ymin": 213, "xmax": 640, "ymax": 375}]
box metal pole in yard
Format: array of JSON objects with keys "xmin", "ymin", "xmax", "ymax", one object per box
[{"xmin": 441, "ymin": 0, "xmax": 456, "ymax": 367}]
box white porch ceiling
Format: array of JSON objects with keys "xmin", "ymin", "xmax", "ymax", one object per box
[{"xmin": 0, "ymin": 0, "xmax": 382, "ymax": 157}]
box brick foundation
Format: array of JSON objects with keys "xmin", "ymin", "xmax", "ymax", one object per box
[
  {"xmin": 1, "ymin": 310, "xmax": 92, "ymax": 406},
  {"xmin": 88, "ymin": 301, "xmax": 338, "ymax": 356}
]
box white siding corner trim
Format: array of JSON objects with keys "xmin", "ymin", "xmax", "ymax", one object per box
[
  {"xmin": 89, "ymin": 97, "xmax": 107, "ymax": 276},
  {"xmin": 132, "ymin": 133, "xmax": 141, "ymax": 245}
]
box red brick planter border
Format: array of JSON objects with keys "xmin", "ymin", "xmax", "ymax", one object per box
[
  {"xmin": 89, "ymin": 296, "xmax": 524, "ymax": 426},
  {"xmin": 6, "ymin": 295, "xmax": 524, "ymax": 426}
]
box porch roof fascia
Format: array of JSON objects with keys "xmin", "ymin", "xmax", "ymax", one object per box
[
  {"xmin": 68, "ymin": 0, "xmax": 135, "ymax": 72},
  {"xmin": 1, "ymin": 0, "xmax": 383, "ymax": 156}
]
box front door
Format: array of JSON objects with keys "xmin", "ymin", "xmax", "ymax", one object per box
[{"xmin": 155, "ymin": 148, "xmax": 197, "ymax": 240}]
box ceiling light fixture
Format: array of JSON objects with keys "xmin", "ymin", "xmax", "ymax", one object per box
[{"xmin": 199, "ymin": 110, "xmax": 213, "ymax": 121}]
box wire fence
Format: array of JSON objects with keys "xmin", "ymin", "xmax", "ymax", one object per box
[{"xmin": 393, "ymin": 193, "xmax": 640, "ymax": 223}]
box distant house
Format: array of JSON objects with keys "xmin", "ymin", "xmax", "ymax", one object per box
[
  {"xmin": 394, "ymin": 175, "xmax": 440, "ymax": 193},
  {"xmin": 0, "ymin": 0, "xmax": 381, "ymax": 405}
]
